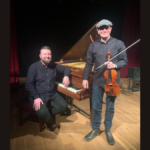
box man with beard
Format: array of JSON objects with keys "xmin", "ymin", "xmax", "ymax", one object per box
[
  {"xmin": 82, "ymin": 19, "xmax": 128, "ymax": 145},
  {"xmin": 25, "ymin": 46, "xmax": 70, "ymax": 134}
]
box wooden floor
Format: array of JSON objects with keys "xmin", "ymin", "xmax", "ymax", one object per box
[{"xmin": 10, "ymin": 83, "xmax": 140, "ymax": 150}]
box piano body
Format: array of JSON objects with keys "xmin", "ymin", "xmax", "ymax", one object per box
[{"xmin": 55, "ymin": 23, "xmax": 100, "ymax": 121}]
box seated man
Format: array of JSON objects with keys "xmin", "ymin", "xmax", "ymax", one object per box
[{"xmin": 25, "ymin": 46, "xmax": 70, "ymax": 134}]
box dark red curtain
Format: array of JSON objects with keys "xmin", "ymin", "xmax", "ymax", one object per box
[
  {"xmin": 120, "ymin": 2, "xmax": 140, "ymax": 78},
  {"xmin": 10, "ymin": 0, "xmax": 19, "ymax": 90}
]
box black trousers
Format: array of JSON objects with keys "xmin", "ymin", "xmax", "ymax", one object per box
[{"xmin": 29, "ymin": 93, "xmax": 68, "ymax": 128}]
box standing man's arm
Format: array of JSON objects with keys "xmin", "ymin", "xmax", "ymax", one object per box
[
  {"xmin": 25, "ymin": 64, "xmax": 44, "ymax": 111},
  {"xmin": 115, "ymin": 41, "xmax": 128, "ymax": 69},
  {"xmin": 105, "ymin": 41, "xmax": 128, "ymax": 69},
  {"xmin": 82, "ymin": 44, "xmax": 94, "ymax": 89}
]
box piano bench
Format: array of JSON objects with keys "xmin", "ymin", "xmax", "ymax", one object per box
[{"xmin": 17, "ymin": 96, "xmax": 45, "ymax": 132}]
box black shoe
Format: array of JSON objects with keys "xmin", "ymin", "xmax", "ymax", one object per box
[
  {"xmin": 50, "ymin": 124, "xmax": 60, "ymax": 134},
  {"xmin": 105, "ymin": 129, "xmax": 115, "ymax": 145},
  {"xmin": 84, "ymin": 129, "xmax": 102, "ymax": 142}
]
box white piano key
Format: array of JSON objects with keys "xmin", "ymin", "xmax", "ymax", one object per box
[{"xmin": 56, "ymin": 82, "xmax": 82, "ymax": 93}]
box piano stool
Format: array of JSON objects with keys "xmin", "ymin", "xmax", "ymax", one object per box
[{"xmin": 17, "ymin": 96, "xmax": 45, "ymax": 132}]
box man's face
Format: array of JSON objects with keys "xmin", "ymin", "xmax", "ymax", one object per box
[
  {"xmin": 96, "ymin": 25, "xmax": 112, "ymax": 38},
  {"xmin": 39, "ymin": 49, "xmax": 52, "ymax": 65}
]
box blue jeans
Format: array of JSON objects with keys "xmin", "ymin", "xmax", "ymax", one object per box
[{"xmin": 91, "ymin": 84, "xmax": 117, "ymax": 131}]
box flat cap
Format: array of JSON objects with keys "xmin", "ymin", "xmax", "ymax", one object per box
[{"xmin": 96, "ymin": 19, "xmax": 112, "ymax": 28}]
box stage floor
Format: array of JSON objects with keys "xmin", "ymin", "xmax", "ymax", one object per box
[{"xmin": 10, "ymin": 78, "xmax": 140, "ymax": 150}]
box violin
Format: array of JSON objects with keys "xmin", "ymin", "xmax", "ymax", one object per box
[{"xmin": 104, "ymin": 51, "xmax": 120, "ymax": 96}]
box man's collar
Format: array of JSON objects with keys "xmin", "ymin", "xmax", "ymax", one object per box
[
  {"xmin": 39, "ymin": 60, "xmax": 45, "ymax": 66},
  {"xmin": 100, "ymin": 36, "xmax": 112, "ymax": 43}
]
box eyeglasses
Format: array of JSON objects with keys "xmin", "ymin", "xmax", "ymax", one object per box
[{"xmin": 97, "ymin": 26, "xmax": 109, "ymax": 30}]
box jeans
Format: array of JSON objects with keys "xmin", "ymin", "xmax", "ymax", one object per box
[
  {"xmin": 29, "ymin": 93, "xmax": 68, "ymax": 127},
  {"xmin": 91, "ymin": 84, "xmax": 117, "ymax": 131}
]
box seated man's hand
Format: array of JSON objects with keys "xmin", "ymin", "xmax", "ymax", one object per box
[
  {"xmin": 33, "ymin": 98, "xmax": 44, "ymax": 111},
  {"xmin": 82, "ymin": 80, "xmax": 89, "ymax": 89},
  {"xmin": 62, "ymin": 76, "xmax": 70, "ymax": 87}
]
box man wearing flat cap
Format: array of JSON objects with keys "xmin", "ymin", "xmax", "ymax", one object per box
[{"xmin": 82, "ymin": 19, "xmax": 128, "ymax": 145}]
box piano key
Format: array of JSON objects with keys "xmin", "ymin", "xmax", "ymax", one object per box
[{"xmin": 55, "ymin": 82, "xmax": 82, "ymax": 93}]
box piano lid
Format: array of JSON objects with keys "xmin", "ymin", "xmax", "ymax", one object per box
[{"xmin": 60, "ymin": 23, "xmax": 100, "ymax": 61}]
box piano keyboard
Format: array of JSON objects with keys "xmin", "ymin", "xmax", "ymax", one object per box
[{"xmin": 55, "ymin": 82, "xmax": 82, "ymax": 93}]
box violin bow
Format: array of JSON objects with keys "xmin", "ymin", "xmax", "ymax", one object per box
[{"xmin": 94, "ymin": 39, "xmax": 141, "ymax": 73}]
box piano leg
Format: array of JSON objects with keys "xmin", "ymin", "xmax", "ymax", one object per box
[
  {"xmin": 68, "ymin": 96, "xmax": 73, "ymax": 108},
  {"xmin": 66, "ymin": 96, "xmax": 76, "ymax": 115},
  {"xmin": 65, "ymin": 96, "xmax": 91, "ymax": 117}
]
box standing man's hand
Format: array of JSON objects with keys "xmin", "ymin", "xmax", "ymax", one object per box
[
  {"xmin": 62, "ymin": 76, "xmax": 70, "ymax": 87},
  {"xmin": 82, "ymin": 80, "xmax": 89, "ymax": 89},
  {"xmin": 104, "ymin": 61, "xmax": 116, "ymax": 69},
  {"xmin": 33, "ymin": 98, "xmax": 44, "ymax": 111}
]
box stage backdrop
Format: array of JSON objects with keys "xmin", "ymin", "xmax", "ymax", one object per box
[
  {"xmin": 10, "ymin": 0, "xmax": 19, "ymax": 91},
  {"xmin": 11, "ymin": 0, "xmax": 140, "ymax": 80},
  {"xmin": 121, "ymin": 2, "xmax": 140, "ymax": 78}
]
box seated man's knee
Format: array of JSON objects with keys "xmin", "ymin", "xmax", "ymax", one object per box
[
  {"xmin": 60, "ymin": 101, "xmax": 68, "ymax": 112},
  {"xmin": 36, "ymin": 109, "xmax": 49, "ymax": 119}
]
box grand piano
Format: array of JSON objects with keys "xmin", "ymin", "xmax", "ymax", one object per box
[{"xmin": 55, "ymin": 23, "xmax": 100, "ymax": 122}]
